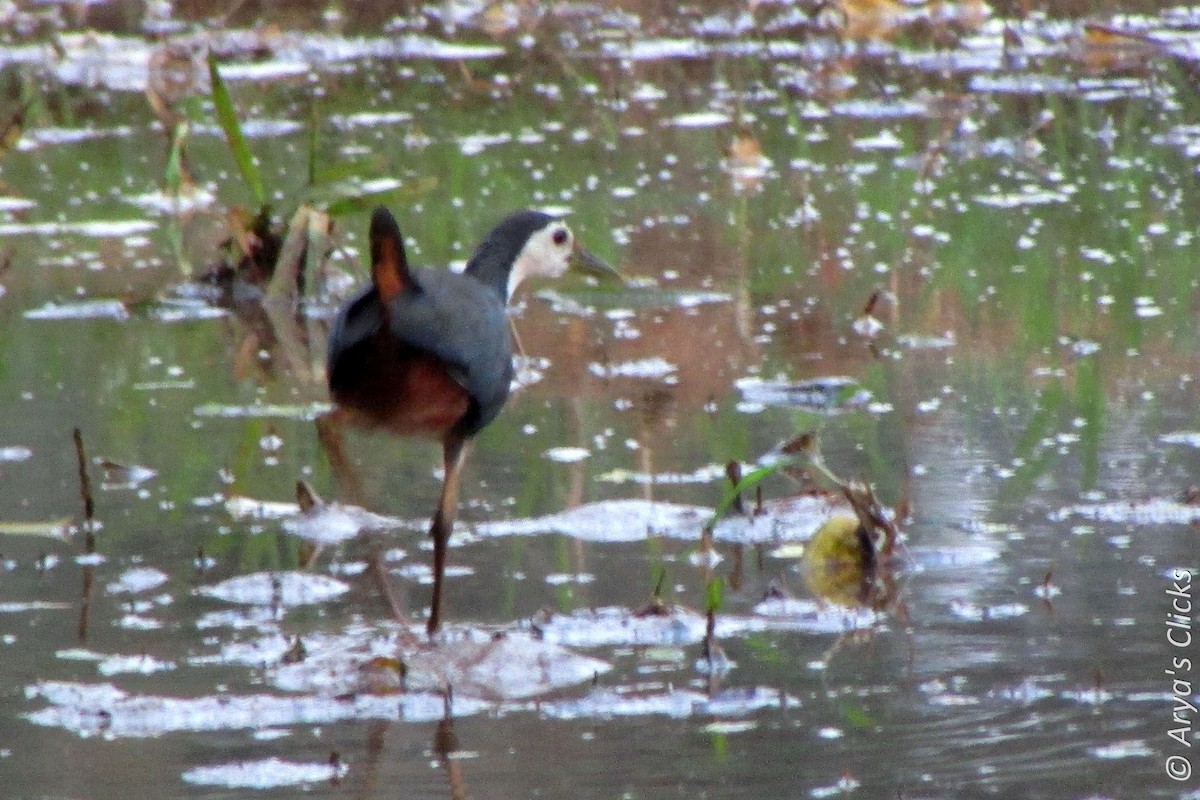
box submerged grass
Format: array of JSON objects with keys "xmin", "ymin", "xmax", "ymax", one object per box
[{"xmin": 203, "ymin": 55, "xmax": 438, "ymax": 295}]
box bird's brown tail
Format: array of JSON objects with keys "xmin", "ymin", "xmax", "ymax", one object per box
[{"xmin": 370, "ymin": 206, "xmax": 413, "ymax": 302}]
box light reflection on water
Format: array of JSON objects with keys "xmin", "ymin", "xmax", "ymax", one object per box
[{"xmin": 1, "ymin": 1, "xmax": 1199, "ymax": 797}]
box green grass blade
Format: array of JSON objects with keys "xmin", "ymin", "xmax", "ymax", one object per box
[
  {"xmin": 707, "ymin": 460, "xmax": 791, "ymax": 528},
  {"xmin": 165, "ymin": 120, "xmax": 189, "ymax": 195},
  {"xmin": 307, "ymin": 96, "xmax": 319, "ymax": 188},
  {"xmin": 207, "ymin": 54, "xmax": 265, "ymax": 209},
  {"xmin": 705, "ymin": 577, "xmax": 724, "ymax": 614}
]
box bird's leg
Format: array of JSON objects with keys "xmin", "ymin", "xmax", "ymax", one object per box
[
  {"xmin": 315, "ymin": 408, "xmax": 366, "ymax": 506},
  {"xmin": 507, "ymin": 315, "xmax": 528, "ymax": 361},
  {"xmin": 427, "ymin": 434, "xmax": 467, "ymax": 636},
  {"xmin": 367, "ymin": 543, "xmax": 407, "ymax": 625}
]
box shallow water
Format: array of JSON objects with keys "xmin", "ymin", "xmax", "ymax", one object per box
[{"xmin": 1, "ymin": 1, "xmax": 1198, "ymax": 798}]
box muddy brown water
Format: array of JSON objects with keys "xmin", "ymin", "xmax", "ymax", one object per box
[{"xmin": 1, "ymin": 2, "xmax": 1198, "ymax": 798}]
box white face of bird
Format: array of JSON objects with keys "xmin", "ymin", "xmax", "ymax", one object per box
[{"xmin": 506, "ymin": 220, "xmax": 575, "ymax": 299}]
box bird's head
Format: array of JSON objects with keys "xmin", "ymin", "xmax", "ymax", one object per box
[
  {"xmin": 507, "ymin": 216, "xmax": 619, "ymax": 299},
  {"xmin": 465, "ymin": 210, "xmax": 619, "ymax": 301}
]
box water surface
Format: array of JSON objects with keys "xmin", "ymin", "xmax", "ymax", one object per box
[{"xmin": 1, "ymin": 2, "xmax": 1198, "ymax": 798}]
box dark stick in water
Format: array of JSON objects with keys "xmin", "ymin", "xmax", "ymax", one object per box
[{"xmin": 72, "ymin": 428, "xmax": 96, "ymax": 641}]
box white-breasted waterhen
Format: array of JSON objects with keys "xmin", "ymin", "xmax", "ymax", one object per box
[{"xmin": 327, "ymin": 206, "xmax": 616, "ymax": 635}]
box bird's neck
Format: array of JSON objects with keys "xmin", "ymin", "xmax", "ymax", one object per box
[{"xmin": 463, "ymin": 236, "xmax": 519, "ymax": 304}]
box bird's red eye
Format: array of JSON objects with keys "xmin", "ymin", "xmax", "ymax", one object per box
[{"xmin": 552, "ymin": 228, "xmax": 568, "ymax": 246}]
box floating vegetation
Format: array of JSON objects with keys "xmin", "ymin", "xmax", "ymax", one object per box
[
  {"xmin": 711, "ymin": 433, "xmax": 905, "ymax": 627},
  {"xmin": 801, "ymin": 515, "xmax": 889, "ymax": 608}
]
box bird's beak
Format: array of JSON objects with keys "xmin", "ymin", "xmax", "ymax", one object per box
[{"xmin": 570, "ymin": 242, "xmax": 623, "ymax": 285}]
